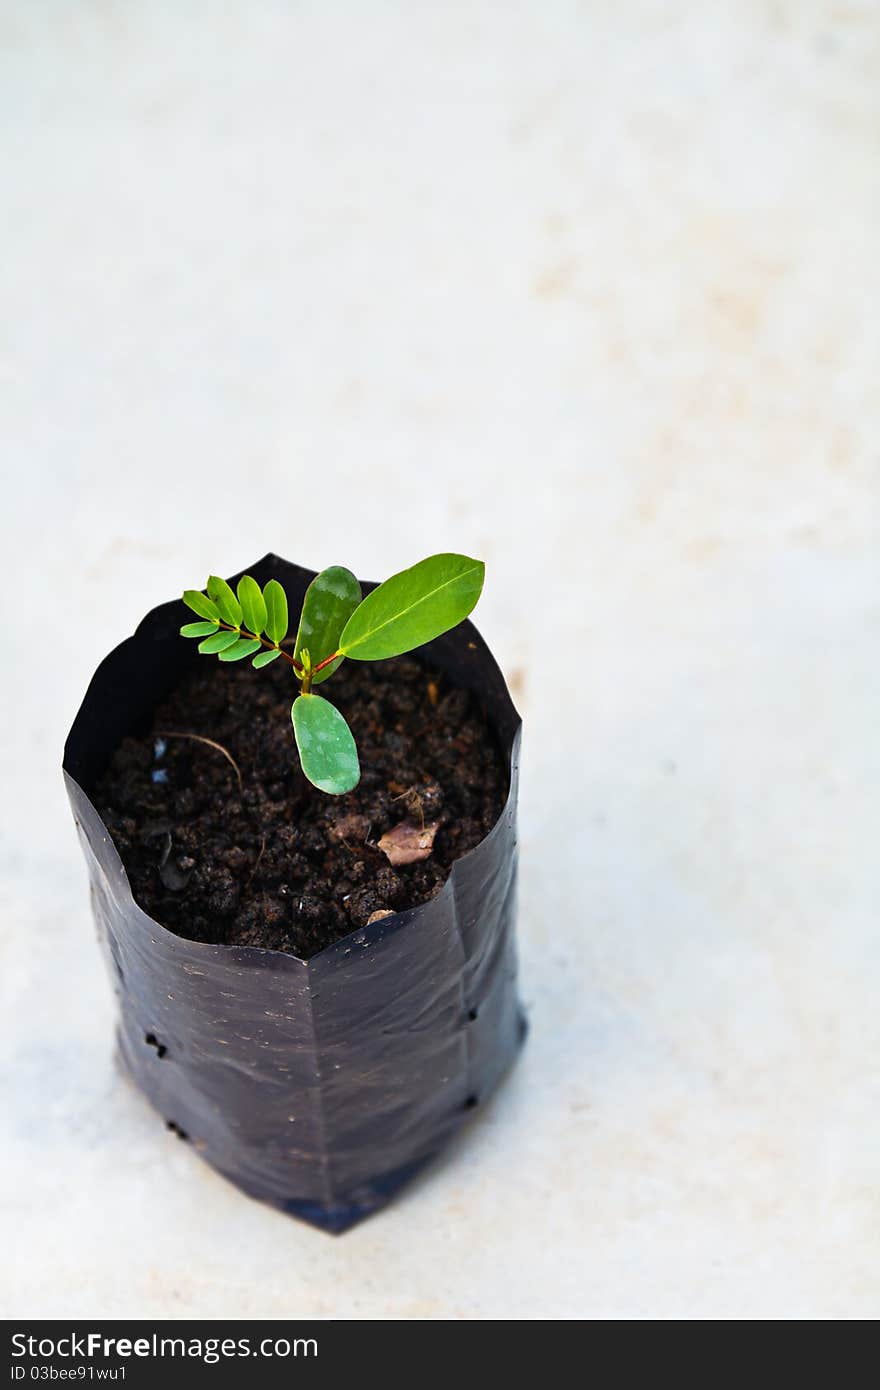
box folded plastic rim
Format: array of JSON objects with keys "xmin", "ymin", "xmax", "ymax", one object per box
[{"xmin": 63, "ymin": 554, "xmax": 526, "ymax": 1233}]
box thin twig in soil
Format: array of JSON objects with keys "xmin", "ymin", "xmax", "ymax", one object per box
[
  {"xmin": 154, "ymin": 731, "xmax": 244, "ymax": 794},
  {"xmin": 245, "ymin": 835, "xmax": 266, "ymax": 888},
  {"xmin": 391, "ymin": 785, "xmax": 426, "ymax": 829}
]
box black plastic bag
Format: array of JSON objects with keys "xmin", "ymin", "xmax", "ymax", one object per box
[{"xmin": 63, "ymin": 555, "xmax": 525, "ymax": 1232}]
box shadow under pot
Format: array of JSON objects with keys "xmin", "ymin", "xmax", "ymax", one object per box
[{"xmin": 63, "ymin": 553, "xmax": 526, "ymax": 1233}]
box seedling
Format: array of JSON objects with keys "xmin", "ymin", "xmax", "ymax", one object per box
[{"xmin": 181, "ymin": 554, "xmax": 485, "ymax": 795}]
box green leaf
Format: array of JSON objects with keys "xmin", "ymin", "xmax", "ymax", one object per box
[
  {"xmin": 237, "ymin": 574, "xmax": 268, "ymax": 636},
  {"xmin": 294, "ymin": 566, "xmax": 361, "ymax": 685},
  {"xmin": 339, "ymin": 553, "xmax": 485, "ymax": 661},
  {"xmin": 183, "ymin": 590, "xmax": 222, "ymax": 622},
  {"xmin": 252, "ymin": 648, "xmax": 282, "ymax": 669},
  {"xmin": 263, "ymin": 578, "xmax": 289, "ymax": 645},
  {"xmin": 218, "ymin": 637, "xmax": 262, "ymax": 662},
  {"xmin": 206, "ymin": 575, "xmax": 242, "ymax": 626},
  {"xmin": 198, "ymin": 629, "xmax": 240, "ymax": 654},
  {"xmin": 291, "ymin": 694, "xmax": 360, "ymax": 795},
  {"xmin": 181, "ymin": 621, "xmax": 220, "ymax": 638}
]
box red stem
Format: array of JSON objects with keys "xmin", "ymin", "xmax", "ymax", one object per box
[
  {"xmin": 216, "ymin": 620, "xmax": 303, "ymax": 672},
  {"xmin": 311, "ymin": 649, "xmax": 342, "ymax": 675}
]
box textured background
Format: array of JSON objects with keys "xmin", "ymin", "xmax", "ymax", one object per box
[{"xmin": 3, "ymin": 1, "xmax": 878, "ymax": 1319}]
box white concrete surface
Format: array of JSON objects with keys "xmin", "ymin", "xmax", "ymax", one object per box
[{"xmin": 2, "ymin": 2, "xmax": 878, "ymax": 1320}]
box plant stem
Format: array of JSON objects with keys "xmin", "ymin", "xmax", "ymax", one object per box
[
  {"xmin": 311, "ymin": 649, "xmax": 342, "ymax": 676},
  {"xmin": 215, "ymin": 620, "xmax": 303, "ymax": 673}
]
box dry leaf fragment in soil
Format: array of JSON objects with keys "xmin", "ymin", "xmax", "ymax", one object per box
[{"xmin": 377, "ymin": 820, "xmax": 440, "ymax": 867}]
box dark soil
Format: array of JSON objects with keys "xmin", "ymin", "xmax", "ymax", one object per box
[{"xmin": 95, "ymin": 655, "xmax": 507, "ymax": 958}]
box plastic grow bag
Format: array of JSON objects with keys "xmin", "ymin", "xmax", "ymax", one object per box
[{"xmin": 63, "ymin": 554, "xmax": 525, "ymax": 1233}]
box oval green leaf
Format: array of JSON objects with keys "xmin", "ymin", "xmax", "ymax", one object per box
[
  {"xmin": 237, "ymin": 574, "xmax": 267, "ymax": 636},
  {"xmin": 252, "ymin": 647, "xmax": 281, "ymax": 669},
  {"xmin": 183, "ymin": 590, "xmax": 221, "ymax": 622},
  {"xmin": 207, "ymin": 575, "xmax": 242, "ymax": 627},
  {"xmin": 181, "ymin": 621, "xmax": 220, "ymax": 638},
  {"xmin": 218, "ymin": 637, "xmax": 262, "ymax": 662},
  {"xmin": 263, "ymin": 578, "xmax": 289, "ymax": 645},
  {"xmin": 294, "ymin": 566, "xmax": 361, "ymax": 685},
  {"xmin": 291, "ymin": 694, "xmax": 360, "ymax": 795},
  {"xmin": 339, "ymin": 554, "xmax": 485, "ymax": 661},
  {"xmin": 198, "ymin": 629, "xmax": 240, "ymax": 654}
]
